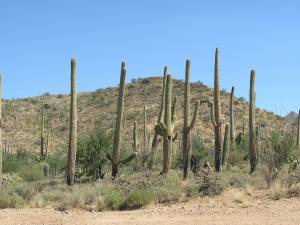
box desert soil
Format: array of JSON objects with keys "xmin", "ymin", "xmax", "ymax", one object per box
[{"xmin": 1, "ymin": 189, "xmax": 300, "ymax": 225}]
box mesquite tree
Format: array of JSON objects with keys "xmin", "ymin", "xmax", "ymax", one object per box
[{"xmin": 182, "ymin": 59, "xmax": 199, "ymax": 179}]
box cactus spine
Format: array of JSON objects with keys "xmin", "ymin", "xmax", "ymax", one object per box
[
  {"xmin": 249, "ymin": 70, "xmax": 257, "ymax": 174},
  {"xmin": 155, "ymin": 74, "xmax": 177, "ymax": 174},
  {"xmin": 213, "ymin": 48, "xmax": 223, "ymax": 172},
  {"xmin": 67, "ymin": 58, "xmax": 77, "ymax": 186},
  {"xmin": 109, "ymin": 62, "xmax": 137, "ymax": 177},
  {"xmin": 182, "ymin": 59, "xmax": 199, "ymax": 179},
  {"xmin": 230, "ymin": 86, "xmax": 235, "ymax": 150},
  {"xmin": 297, "ymin": 109, "xmax": 300, "ymax": 149},
  {"xmin": 0, "ymin": 75, "xmax": 2, "ymax": 190},
  {"xmin": 148, "ymin": 67, "xmax": 167, "ymax": 169},
  {"xmin": 222, "ymin": 124, "xmax": 229, "ymax": 169}
]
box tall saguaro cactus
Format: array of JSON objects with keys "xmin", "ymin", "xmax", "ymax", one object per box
[
  {"xmin": 148, "ymin": 67, "xmax": 167, "ymax": 169},
  {"xmin": 230, "ymin": 86, "xmax": 235, "ymax": 150},
  {"xmin": 182, "ymin": 59, "xmax": 199, "ymax": 179},
  {"xmin": 143, "ymin": 105, "xmax": 147, "ymax": 156},
  {"xmin": 249, "ymin": 70, "xmax": 257, "ymax": 174},
  {"xmin": 108, "ymin": 62, "xmax": 137, "ymax": 177},
  {"xmin": 297, "ymin": 109, "xmax": 300, "ymax": 149},
  {"xmin": 40, "ymin": 108, "xmax": 45, "ymax": 160},
  {"xmin": 155, "ymin": 74, "xmax": 177, "ymax": 174},
  {"xmin": 0, "ymin": 75, "xmax": 2, "ymax": 190},
  {"xmin": 67, "ymin": 58, "xmax": 78, "ymax": 186},
  {"xmin": 213, "ymin": 48, "xmax": 223, "ymax": 172}
]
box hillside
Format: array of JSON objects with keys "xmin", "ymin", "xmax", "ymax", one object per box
[{"xmin": 1, "ymin": 77, "xmax": 280, "ymax": 154}]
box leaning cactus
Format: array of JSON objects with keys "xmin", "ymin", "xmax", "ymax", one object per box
[
  {"xmin": 148, "ymin": 67, "xmax": 167, "ymax": 169},
  {"xmin": 229, "ymin": 86, "xmax": 235, "ymax": 151},
  {"xmin": 155, "ymin": 74, "xmax": 177, "ymax": 174},
  {"xmin": 249, "ymin": 70, "xmax": 257, "ymax": 174},
  {"xmin": 107, "ymin": 62, "xmax": 137, "ymax": 177},
  {"xmin": 0, "ymin": 75, "xmax": 2, "ymax": 190},
  {"xmin": 182, "ymin": 59, "xmax": 199, "ymax": 179},
  {"xmin": 222, "ymin": 124, "xmax": 229, "ymax": 169},
  {"xmin": 67, "ymin": 58, "xmax": 78, "ymax": 186},
  {"xmin": 297, "ymin": 110, "xmax": 300, "ymax": 149}
]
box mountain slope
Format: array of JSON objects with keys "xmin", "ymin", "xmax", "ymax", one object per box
[{"xmin": 2, "ymin": 77, "xmax": 280, "ymax": 154}]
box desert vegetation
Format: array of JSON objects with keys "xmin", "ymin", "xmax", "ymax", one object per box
[{"xmin": 0, "ymin": 48, "xmax": 300, "ymax": 213}]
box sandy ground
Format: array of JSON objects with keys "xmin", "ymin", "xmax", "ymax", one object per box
[{"xmin": 1, "ymin": 189, "xmax": 300, "ymax": 225}]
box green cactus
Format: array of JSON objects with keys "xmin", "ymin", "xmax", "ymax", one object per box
[
  {"xmin": 40, "ymin": 108, "xmax": 45, "ymax": 160},
  {"xmin": 107, "ymin": 62, "xmax": 137, "ymax": 177},
  {"xmin": 0, "ymin": 74, "xmax": 2, "ymax": 190},
  {"xmin": 143, "ymin": 105, "xmax": 147, "ymax": 157},
  {"xmin": 297, "ymin": 110, "xmax": 300, "ymax": 149},
  {"xmin": 249, "ymin": 70, "xmax": 257, "ymax": 174},
  {"xmin": 201, "ymin": 48, "xmax": 223, "ymax": 172},
  {"xmin": 182, "ymin": 59, "xmax": 199, "ymax": 179},
  {"xmin": 230, "ymin": 86, "xmax": 235, "ymax": 151},
  {"xmin": 132, "ymin": 121, "xmax": 140, "ymax": 152},
  {"xmin": 67, "ymin": 58, "xmax": 77, "ymax": 186},
  {"xmin": 155, "ymin": 74, "xmax": 177, "ymax": 174},
  {"xmin": 148, "ymin": 67, "xmax": 167, "ymax": 169},
  {"xmin": 222, "ymin": 124, "xmax": 229, "ymax": 169}
]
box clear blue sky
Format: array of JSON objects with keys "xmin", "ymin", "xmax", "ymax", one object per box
[{"xmin": 0, "ymin": 0, "xmax": 299, "ymax": 115}]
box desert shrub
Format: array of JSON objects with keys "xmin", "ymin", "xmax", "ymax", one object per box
[
  {"xmin": 196, "ymin": 172, "xmax": 224, "ymax": 196},
  {"xmin": 229, "ymin": 175, "xmax": 247, "ymax": 188},
  {"xmin": 0, "ymin": 192, "xmax": 24, "ymax": 208},
  {"xmin": 46, "ymin": 152, "xmax": 66, "ymax": 177},
  {"xmin": 19, "ymin": 164, "xmax": 44, "ymax": 182},
  {"xmin": 104, "ymin": 190, "xmax": 124, "ymax": 210},
  {"xmin": 261, "ymin": 130, "xmax": 295, "ymax": 187},
  {"xmin": 77, "ymin": 129, "xmax": 112, "ymax": 180},
  {"xmin": 3, "ymin": 151, "xmax": 35, "ymax": 173},
  {"xmin": 121, "ymin": 189, "xmax": 154, "ymax": 210}
]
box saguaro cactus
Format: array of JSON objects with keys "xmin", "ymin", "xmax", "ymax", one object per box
[
  {"xmin": 213, "ymin": 48, "xmax": 223, "ymax": 172},
  {"xmin": 249, "ymin": 70, "xmax": 257, "ymax": 174},
  {"xmin": 155, "ymin": 74, "xmax": 177, "ymax": 174},
  {"xmin": 108, "ymin": 62, "xmax": 137, "ymax": 177},
  {"xmin": 148, "ymin": 67, "xmax": 167, "ymax": 169},
  {"xmin": 222, "ymin": 124, "xmax": 230, "ymax": 169},
  {"xmin": 297, "ymin": 109, "xmax": 300, "ymax": 149},
  {"xmin": 143, "ymin": 105, "xmax": 147, "ymax": 156},
  {"xmin": 132, "ymin": 122, "xmax": 140, "ymax": 152},
  {"xmin": 0, "ymin": 75, "xmax": 2, "ymax": 190},
  {"xmin": 230, "ymin": 86, "xmax": 235, "ymax": 150},
  {"xmin": 182, "ymin": 59, "xmax": 199, "ymax": 179},
  {"xmin": 40, "ymin": 108, "xmax": 45, "ymax": 160},
  {"xmin": 67, "ymin": 58, "xmax": 77, "ymax": 186}
]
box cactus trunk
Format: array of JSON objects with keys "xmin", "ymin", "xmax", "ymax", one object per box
[
  {"xmin": 229, "ymin": 86, "xmax": 235, "ymax": 151},
  {"xmin": 67, "ymin": 58, "xmax": 77, "ymax": 185},
  {"xmin": 249, "ymin": 70, "xmax": 257, "ymax": 174},
  {"xmin": 297, "ymin": 109, "xmax": 300, "ymax": 149},
  {"xmin": 0, "ymin": 75, "xmax": 2, "ymax": 190},
  {"xmin": 40, "ymin": 108, "xmax": 45, "ymax": 160},
  {"xmin": 222, "ymin": 124, "xmax": 229, "ymax": 169},
  {"xmin": 148, "ymin": 67, "xmax": 167, "ymax": 169},
  {"xmin": 182, "ymin": 59, "xmax": 199, "ymax": 179},
  {"xmin": 214, "ymin": 48, "xmax": 223, "ymax": 172},
  {"xmin": 112, "ymin": 62, "xmax": 126, "ymax": 177}
]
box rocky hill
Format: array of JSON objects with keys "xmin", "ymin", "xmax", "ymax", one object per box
[{"xmin": 1, "ymin": 77, "xmax": 280, "ymax": 154}]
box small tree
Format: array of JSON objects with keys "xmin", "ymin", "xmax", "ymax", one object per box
[{"xmin": 77, "ymin": 129, "xmax": 112, "ymax": 180}]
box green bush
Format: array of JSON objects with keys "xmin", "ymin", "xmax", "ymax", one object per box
[
  {"xmin": 121, "ymin": 189, "xmax": 154, "ymax": 210},
  {"xmin": 104, "ymin": 190, "xmax": 124, "ymax": 210},
  {"xmin": 77, "ymin": 129, "xmax": 113, "ymax": 180},
  {"xmin": 19, "ymin": 164, "xmax": 44, "ymax": 182},
  {"xmin": 0, "ymin": 192, "xmax": 24, "ymax": 209}
]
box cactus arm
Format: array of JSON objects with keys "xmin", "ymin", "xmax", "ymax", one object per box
[
  {"xmin": 120, "ymin": 152, "xmax": 138, "ymax": 164},
  {"xmin": 171, "ymin": 96, "xmax": 177, "ymax": 124}
]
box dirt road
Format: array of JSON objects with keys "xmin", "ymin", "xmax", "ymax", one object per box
[{"xmin": 1, "ymin": 189, "xmax": 300, "ymax": 225}]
